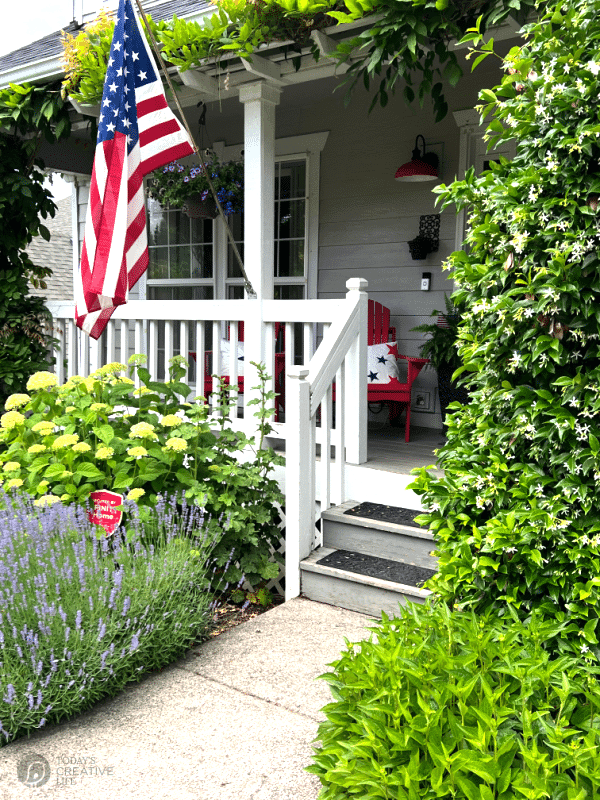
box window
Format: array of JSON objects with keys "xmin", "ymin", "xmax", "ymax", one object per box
[
  {"xmin": 146, "ymin": 197, "xmax": 214, "ymax": 300},
  {"xmin": 226, "ymin": 158, "xmax": 308, "ymax": 299}
]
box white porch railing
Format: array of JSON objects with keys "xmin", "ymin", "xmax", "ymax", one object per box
[
  {"xmin": 46, "ymin": 279, "xmax": 368, "ymax": 600},
  {"xmin": 284, "ymin": 278, "xmax": 367, "ymax": 599}
]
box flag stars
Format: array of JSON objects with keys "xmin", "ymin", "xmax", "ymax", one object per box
[
  {"xmin": 102, "ymin": 98, "xmax": 111, "ymax": 107},
  {"xmin": 138, "ymin": 71, "xmax": 147, "ymax": 81},
  {"xmin": 109, "ymin": 82, "xmax": 118, "ymax": 93},
  {"xmin": 122, "ymin": 118, "xmax": 131, "ymax": 129},
  {"xmin": 105, "ymin": 121, "xmax": 116, "ymax": 133},
  {"xmin": 132, "ymin": 52, "xmax": 139, "ymax": 61},
  {"xmin": 113, "ymin": 41, "xmax": 122, "ymax": 51}
]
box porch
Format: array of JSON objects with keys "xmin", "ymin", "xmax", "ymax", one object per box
[{"xmin": 46, "ymin": 284, "xmax": 444, "ymax": 616}]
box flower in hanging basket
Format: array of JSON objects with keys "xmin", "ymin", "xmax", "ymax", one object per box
[{"xmin": 147, "ymin": 153, "xmax": 244, "ymax": 215}]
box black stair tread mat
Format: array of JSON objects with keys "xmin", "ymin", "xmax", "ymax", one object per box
[
  {"xmin": 316, "ymin": 549, "xmax": 436, "ymax": 588},
  {"xmin": 344, "ymin": 502, "xmax": 425, "ymax": 528}
]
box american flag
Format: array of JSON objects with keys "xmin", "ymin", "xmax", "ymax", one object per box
[{"xmin": 75, "ymin": 0, "xmax": 193, "ymax": 338}]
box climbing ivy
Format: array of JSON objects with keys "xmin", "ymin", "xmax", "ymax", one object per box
[
  {"xmin": 0, "ymin": 82, "xmax": 71, "ymax": 403},
  {"xmin": 61, "ymin": 0, "xmax": 542, "ymax": 121},
  {"xmin": 411, "ymin": 0, "xmax": 600, "ymax": 654}
]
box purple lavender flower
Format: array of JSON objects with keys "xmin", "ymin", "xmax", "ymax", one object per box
[
  {"xmin": 129, "ymin": 633, "xmax": 140, "ymax": 653},
  {"xmin": 122, "ymin": 596, "xmax": 131, "ymax": 616},
  {"xmin": 75, "ymin": 610, "xmax": 82, "ymax": 631},
  {"xmin": 3, "ymin": 685, "xmax": 16, "ymax": 704}
]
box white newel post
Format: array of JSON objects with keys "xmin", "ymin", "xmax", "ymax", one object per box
[
  {"xmin": 238, "ymin": 82, "xmax": 281, "ymax": 418},
  {"xmin": 285, "ymin": 367, "xmax": 315, "ymax": 600},
  {"xmin": 344, "ymin": 278, "xmax": 368, "ymax": 464}
]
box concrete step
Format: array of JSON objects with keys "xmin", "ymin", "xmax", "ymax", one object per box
[
  {"xmin": 321, "ymin": 500, "xmax": 437, "ymax": 570},
  {"xmin": 300, "ymin": 547, "xmax": 432, "ymax": 619}
]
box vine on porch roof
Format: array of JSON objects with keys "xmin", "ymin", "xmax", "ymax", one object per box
[
  {"xmin": 59, "ymin": 0, "xmax": 541, "ymax": 122},
  {"xmin": 0, "ymin": 82, "xmax": 72, "ymax": 403},
  {"xmin": 411, "ymin": 0, "xmax": 600, "ymax": 655}
]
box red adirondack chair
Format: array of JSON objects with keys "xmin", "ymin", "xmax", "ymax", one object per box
[{"xmin": 367, "ymin": 300, "xmax": 429, "ymax": 443}]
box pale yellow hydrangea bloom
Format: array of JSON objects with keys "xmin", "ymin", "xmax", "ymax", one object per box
[
  {"xmin": 3, "ymin": 462, "xmax": 20, "ymax": 473},
  {"xmin": 26, "ymin": 372, "xmax": 58, "ymax": 391},
  {"xmin": 32, "ymin": 421, "xmax": 55, "ymax": 435},
  {"xmin": 164, "ymin": 437, "xmax": 187, "ymax": 452},
  {"xmin": 28, "ymin": 444, "xmax": 46, "ymax": 454},
  {"xmin": 34, "ymin": 495, "xmax": 61, "ymax": 507},
  {"xmin": 95, "ymin": 446, "xmax": 114, "ymax": 460},
  {"xmin": 0, "ymin": 411, "xmax": 25, "ymax": 429},
  {"xmin": 129, "ymin": 422, "xmax": 157, "ymax": 439},
  {"xmin": 116, "ymin": 376, "xmax": 134, "ymax": 385},
  {"xmin": 160, "ymin": 414, "xmax": 181, "ymax": 427},
  {"xmin": 90, "ymin": 403, "xmax": 110, "ymax": 412},
  {"xmin": 4, "ymin": 393, "xmax": 30, "ymax": 410},
  {"xmin": 52, "ymin": 434, "xmax": 80, "ymax": 450},
  {"xmin": 128, "ymin": 354, "xmax": 147, "ymax": 367},
  {"xmin": 65, "ymin": 406, "xmax": 77, "ymax": 413},
  {"xmin": 38, "ymin": 481, "xmax": 49, "ymax": 491},
  {"xmin": 95, "ymin": 362, "xmax": 127, "ymax": 376},
  {"xmin": 72, "ymin": 442, "xmax": 92, "ymax": 453},
  {"xmin": 127, "ymin": 446, "xmax": 148, "ymax": 458},
  {"xmin": 6, "ymin": 478, "xmax": 24, "ymax": 489},
  {"xmin": 132, "ymin": 386, "xmax": 153, "ymax": 396},
  {"xmin": 127, "ymin": 488, "xmax": 145, "ymax": 501}
]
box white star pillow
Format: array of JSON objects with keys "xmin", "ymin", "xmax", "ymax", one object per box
[{"xmin": 367, "ymin": 344, "xmax": 400, "ymax": 384}]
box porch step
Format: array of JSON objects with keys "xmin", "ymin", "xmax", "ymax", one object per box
[
  {"xmin": 300, "ymin": 500, "xmax": 438, "ymax": 618},
  {"xmin": 321, "ymin": 500, "xmax": 437, "ymax": 569},
  {"xmin": 301, "ymin": 548, "xmax": 432, "ymax": 618}
]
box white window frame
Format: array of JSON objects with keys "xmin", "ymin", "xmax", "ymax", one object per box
[{"xmin": 453, "ymin": 110, "xmax": 516, "ymax": 251}]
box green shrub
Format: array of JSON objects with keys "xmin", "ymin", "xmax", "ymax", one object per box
[
  {"xmin": 309, "ymin": 602, "xmax": 600, "ymax": 800},
  {"xmin": 0, "ymin": 356, "xmax": 284, "ymax": 589},
  {"xmin": 410, "ymin": 0, "xmax": 600, "ymax": 645},
  {"xmin": 0, "ymin": 491, "xmax": 218, "ymax": 746}
]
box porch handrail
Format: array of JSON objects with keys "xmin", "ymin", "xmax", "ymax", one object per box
[{"xmin": 285, "ymin": 278, "xmax": 368, "ymax": 600}]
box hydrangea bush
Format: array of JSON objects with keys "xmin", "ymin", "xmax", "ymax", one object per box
[
  {"xmin": 411, "ymin": 0, "xmax": 600, "ymax": 652},
  {"xmin": 0, "ymin": 356, "xmax": 284, "ymax": 589},
  {"xmin": 0, "ymin": 491, "xmax": 218, "ymax": 746}
]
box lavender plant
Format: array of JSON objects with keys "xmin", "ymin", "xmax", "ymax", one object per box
[{"xmin": 0, "ymin": 490, "xmax": 218, "ymax": 746}]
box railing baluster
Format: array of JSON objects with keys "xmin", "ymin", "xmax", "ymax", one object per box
[
  {"xmin": 334, "ymin": 361, "xmax": 345, "ymax": 506},
  {"xmin": 303, "ymin": 322, "xmax": 313, "ymax": 364},
  {"xmin": 134, "ymin": 321, "xmax": 143, "ymax": 387},
  {"xmin": 120, "ymin": 320, "xmax": 129, "ymax": 364},
  {"xmin": 179, "ymin": 321, "xmax": 189, "ymax": 389},
  {"xmin": 195, "ymin": 320, "xmax": 205, "ymax": 404},
  {"xmin": 321, "ymin": 385, "xmax": 332, "ymax": 521},
  {"xmin": 164, "ymin": 320, "xmax": 174, "ymax": 376},
  {"xmin": 67, "ymin": 320, "xmax": 78, "ymax": 379},
  {"xmin": 149, "ymin": 320, "xmax": 158, "ymax": 382},
  {"xmin": 106, "ymin": 320, "xmax": 116, "ymax": 364},
  {"xmin": 211, "ymin": 320, "xmax": 221, "ymax": 417},
  {"xmin": 54, "ymin": 318, "xmax": 66, "ymax": 385}
]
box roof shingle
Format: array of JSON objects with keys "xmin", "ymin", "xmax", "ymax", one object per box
[{"xmin": 0, "ymin": 0, "xmax": 212, "ymax": 75}]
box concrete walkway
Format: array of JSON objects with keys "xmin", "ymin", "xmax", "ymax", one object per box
[{"xmin": 0, "ymin": 598, "xmax": 373, "ymax": 800}]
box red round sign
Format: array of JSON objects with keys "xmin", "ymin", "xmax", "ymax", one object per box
[{"xmin": 88, "ymin": 490, "xmax": 124, "ymax": 536}]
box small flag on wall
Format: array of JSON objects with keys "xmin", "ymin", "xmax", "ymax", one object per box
[{"xmin": 74, "ymin": 0, "xmax": 193, "ymax": 339}]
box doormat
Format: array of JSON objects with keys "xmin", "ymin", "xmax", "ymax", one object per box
[
  {"xmin": 344, "ymin": 502, "xmax": 425, "ymax": 528},
  {"xmin": 317, "ymin": 549, "xmax": 436, "ymax": 588}
]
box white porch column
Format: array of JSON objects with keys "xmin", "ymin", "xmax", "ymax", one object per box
[{"xmin": 238, "ymin": 82, "xmax": 281, "ymax": 419}]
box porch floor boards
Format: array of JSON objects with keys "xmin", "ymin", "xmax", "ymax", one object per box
[{"xmin": 364, "ymin": 423, "xmax": 444, "ymax": 476}]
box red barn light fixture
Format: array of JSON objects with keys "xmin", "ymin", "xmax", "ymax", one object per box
[{"xmin": 395, "ymin": 135, "xmax": 439, "ymax": 182}]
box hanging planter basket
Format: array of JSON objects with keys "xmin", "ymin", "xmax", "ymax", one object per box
[{"xmin": 182, "ymin": 193, "xmax": 218, "ymax": 219}]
